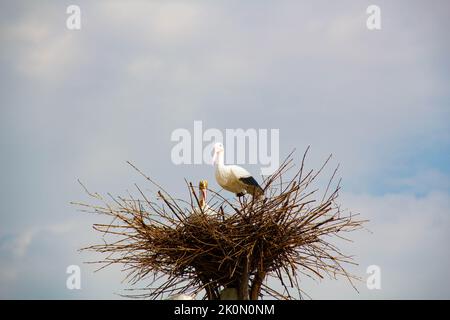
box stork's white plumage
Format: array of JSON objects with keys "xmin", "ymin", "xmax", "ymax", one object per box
[{"xmin": 212, "ymin": 142, "xmax": 264, "ymax": 198}]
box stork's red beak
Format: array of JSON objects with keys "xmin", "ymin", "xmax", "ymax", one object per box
[{"xmin": 201, "ymin": 189, "xmax": 207, "ymax": 201}]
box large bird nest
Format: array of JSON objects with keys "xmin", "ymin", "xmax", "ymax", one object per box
[{"xmin": 74, "ymin": 149, "xmax": 365, "ymax": 300}]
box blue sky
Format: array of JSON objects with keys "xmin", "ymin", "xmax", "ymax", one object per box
[{"xmin": 0, "ymin": 0, "xmax": 449, "ymax": 299}]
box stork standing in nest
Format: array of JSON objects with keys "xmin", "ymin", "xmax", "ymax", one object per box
[{"xmin": 212, "ymin": 142, "xmax": 264, "ymax": 199}]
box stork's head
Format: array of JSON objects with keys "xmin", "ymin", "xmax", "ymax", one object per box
[
  {"xmin": 199, "ymin": 180, "xmax": 208, "ymax": 190},
  {"xmin": 211, "ymin": 142, "xmax": 224, "ymax": 165},
  {"xmin": 213, "ymin": 142, "xmax": 224, "ymax": 153}
]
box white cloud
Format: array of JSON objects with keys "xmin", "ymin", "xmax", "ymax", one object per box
[
  {"xmin": 1, "ymin": 17, "xmax": 85, "ymax": 82},
  {"xmin": 93, "ymin": 1, "xmax": 208, "ymax": 43},
  {"xmin": 0, "ymin": 220, "xmax": 79, "ymax": 258},
  {"xmin": 387, "ymin": 169, "xmax": 450, "ymax": 194},
  {"xmin": 1, "ymin": 229, "xmax": 36, "ymax": 258},
  {"xmin": 152, "ymin": 2, "xmax": 203, "ymax": 39}
]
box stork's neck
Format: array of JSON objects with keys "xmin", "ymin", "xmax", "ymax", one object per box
[
  {"xmin": 199, "ymin": 189, "xmax": 206, "ymax": 208},
  {"xmin": 215, "ymin": 151, "xmax": 225, "ymax": 168}
]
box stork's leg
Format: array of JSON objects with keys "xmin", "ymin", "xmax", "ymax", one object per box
[{"xmin": 236, "ymin": 193, "xmax": 245, "ymax": 206}]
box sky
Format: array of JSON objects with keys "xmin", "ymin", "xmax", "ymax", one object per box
[{"xmin": 0, "ymin": 0, "xmax": 449, "ymax": 299}]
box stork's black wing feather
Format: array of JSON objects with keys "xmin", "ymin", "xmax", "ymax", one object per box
[{"xmin": 240, "ymin": 176, "xmax": 263, "ymax": 190}]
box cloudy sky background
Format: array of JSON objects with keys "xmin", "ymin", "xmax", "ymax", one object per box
[{"xmin": 0, "ymin": 0, "xmax": 449, "ymax": 299}]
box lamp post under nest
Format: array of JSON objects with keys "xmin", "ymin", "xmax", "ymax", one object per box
[{"xmin": 74, "ymin": 149, "xmax": 366, "ymax": 300}]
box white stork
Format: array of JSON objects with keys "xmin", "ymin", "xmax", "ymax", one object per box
[{"xmin": 211, "ymin": 142, "xmax": 264, "ymax": 198}]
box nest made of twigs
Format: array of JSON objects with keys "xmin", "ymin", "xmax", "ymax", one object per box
[{"xmin": 73, "ymin": 148, "xmax": 366, "ymax": 300}]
